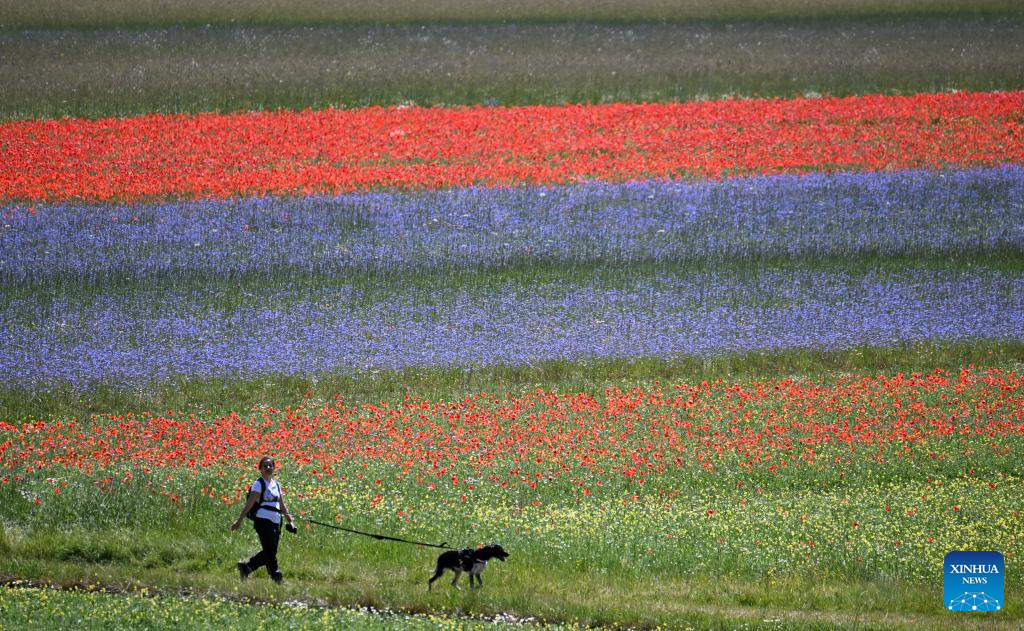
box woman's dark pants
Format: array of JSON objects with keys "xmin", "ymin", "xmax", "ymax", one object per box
[{"xmin": 244, "ymin": 518, "xmax": 282, "ymax": 581}]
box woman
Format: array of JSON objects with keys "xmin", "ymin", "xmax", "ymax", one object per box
[{"xmin": 230, "ymin": 455, "xmax": 296, "ymax": 583}]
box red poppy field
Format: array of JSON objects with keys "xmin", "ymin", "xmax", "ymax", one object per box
[
  {"xmin": 2, "ymin": 91, "xmax": 1022, "ymax": 202},
  {"xmin": 4, "ymin": 368, "xmax": 1023, "ymax": 490}
]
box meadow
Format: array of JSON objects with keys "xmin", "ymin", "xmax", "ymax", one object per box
[
  {"xmin": 3, "ymin": 369, "xmax": 1023, "ymax": 630},
  {"xmin": 1, "ymin": 1, "xmax": 1024, "ymax": 630},
  {"xmin": 1, "ymin": 0, "xmax": 1021, "ymax": 29},
  {"xmin": 2, "ymin": 19, "xmax": 1023, "ymax": 120}
]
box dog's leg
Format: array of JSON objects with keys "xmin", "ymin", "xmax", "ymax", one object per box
[
  {"xmin": 451, "ymin": 569, "xmax": 462, "ymax": 590},
  {"xmin": 428, "ymin": 566, "xmax": 445, "ymax": 592},
  {"xmin": 474, "ymin": 573, "xmax": 483, "ymax": 589}
]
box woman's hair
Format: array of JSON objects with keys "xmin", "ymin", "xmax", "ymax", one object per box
[{"xmin": 258, "ymin": 456, "xmax": 275, "ymax": 470}]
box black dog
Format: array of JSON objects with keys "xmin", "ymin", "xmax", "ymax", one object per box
[{"xmin": 428, "ymin": 544, "xmax": 509, "ymax": 590}]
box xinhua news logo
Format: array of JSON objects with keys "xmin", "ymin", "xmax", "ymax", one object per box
[{"xmin": 944, "ymin": 551, "xmax": 1004, "ymax": 612}]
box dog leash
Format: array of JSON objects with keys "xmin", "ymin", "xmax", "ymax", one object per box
[{"xmin": 299, "ymin": 516, "xmax": 455, "ymax": 549}]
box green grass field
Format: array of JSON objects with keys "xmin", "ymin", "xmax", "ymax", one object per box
[
  {"xmin": 1, "ymin": 0, "xmax": 1021, "ymax": 29},
  {"xmin": 1, "ymin": 17, "xmax": 1023, "ymax": 119}
]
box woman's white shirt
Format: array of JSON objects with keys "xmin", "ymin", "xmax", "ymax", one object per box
[{"xmin": 250, "ymin": 478, "xmax": 282, "ymax": 524}]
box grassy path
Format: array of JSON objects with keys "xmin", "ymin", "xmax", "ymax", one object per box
[{"xmin": 2, "ymin": 573, "xmax": 1020, "ymax": 630}]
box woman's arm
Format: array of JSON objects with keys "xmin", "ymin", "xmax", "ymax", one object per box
[
  {"xmin": 279, "ymin": 492, "xmax": 294, "ymax": 524},
  {"xmin": 279, "ymin": 488, "xmax": 298, "ymax": 533},
  {"xmin": 230, "ymin": 490, "xmax": 261, "ymax": 531}
]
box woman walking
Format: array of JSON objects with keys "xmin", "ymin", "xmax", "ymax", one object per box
[{"xmin": 230, "ymin": 456, "xmax": 296, "ymax": 583}]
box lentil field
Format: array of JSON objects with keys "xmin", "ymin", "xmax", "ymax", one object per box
[{"xmin": 1, "ymin": 2, "xmax": 1023, "ymax": 630}]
